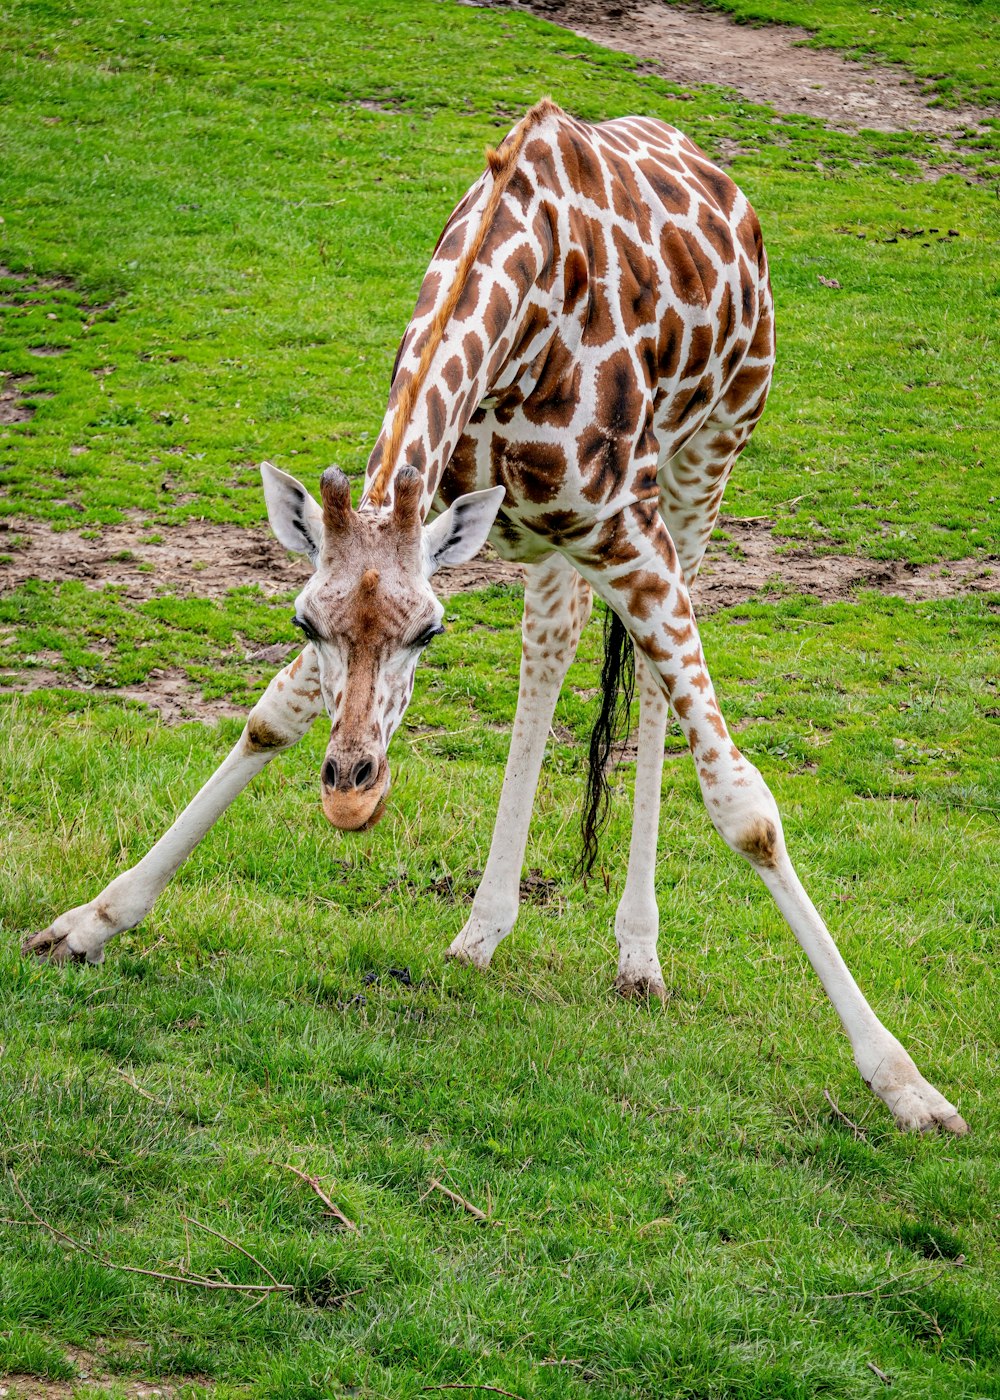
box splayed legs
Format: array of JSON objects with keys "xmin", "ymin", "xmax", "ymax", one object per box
[
  {"xmin": 23, "ymin": 648, "xmax": 325, "ymax": 964},
  {"xmin": 571, "ymin": 505, "xmax": 967, "ymax": 1133}
]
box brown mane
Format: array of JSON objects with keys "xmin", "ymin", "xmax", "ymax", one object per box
[{"xmin": 365, "ymin": 97, "xmax": 561, "ymax": 508}]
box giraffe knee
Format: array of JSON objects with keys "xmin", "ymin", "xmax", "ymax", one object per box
[
  {"xmin": 732, "ymin": 816, "xmax": 781, "ymax": 868},
  {"xmin": 244, "ymin": 712, "xmax": 296, "ymax": 753},
  {"xmin": 706, "ymin": 768, "xmax": 785, "ymax": 868}
]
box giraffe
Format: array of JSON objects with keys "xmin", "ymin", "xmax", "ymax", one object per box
[{"xmin": 24, "ymin": 100, "xmax": 967, "ymax": 1135}]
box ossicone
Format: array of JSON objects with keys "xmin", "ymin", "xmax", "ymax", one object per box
[
  {"xmin": 392, "ymin": 466, "xmax": 424, "ymax": 532},
  {"xmin": 320, "ymin": 467, "xmax": 352, "ymax": 533}
]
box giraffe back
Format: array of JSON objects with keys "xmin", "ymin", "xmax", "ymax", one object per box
[{"xmin": 365, "ymin": 104, "xmax": 775, "ymax": 562}]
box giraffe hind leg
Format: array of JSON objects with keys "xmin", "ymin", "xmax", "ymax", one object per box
[
  {"xmin": 613, "ymin": 657, "xmax": 669, "ymax": 1001},
  {"xmin": 447, "ymin": 555, "xmax": 592, "ymax": 969},
  {"xmin": 572, "ymin": 505, "xmax": 966, "ymax": 1133},
  {"xmin": 659, "ymin": 413, "xmax": 763, "ymax": 585}
]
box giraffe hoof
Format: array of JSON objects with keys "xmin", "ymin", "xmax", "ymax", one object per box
[
  {"xmin": 445, "ymin": 944, "xmax": 493, "ymax": 972},
  {"xmin": 20, "ymin": 902, "xmax": 111, "ymax": 964},
  {"xmin": 21, "ymin": 926, "xmax": 90, "ymax": 964},
  {"xmin": 880, "ymin": 1079, "xmax": 968, "ymax": 1135},
  {"xmin": 445, "ymin": 919, "xmax": 504, "ymax": 971},
  {"xmin": 615, "ymin": 973, "xmax": 667, "ymax": 1003}
]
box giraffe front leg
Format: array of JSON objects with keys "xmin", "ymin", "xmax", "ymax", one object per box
[
  {"xmin": 614, "ymin": 658, "xmax": 669, "ymax": 1001},
  {"xmin": 22, "ymin": 648, "xmax": 324, "ymax": 965},
  {"xmin": 573, "ymin": 506, "xmax": 967, "ymax": 1134},
  {"xmin": 447, "ymin": 555, "xmax": 591, "ymax": 971}
]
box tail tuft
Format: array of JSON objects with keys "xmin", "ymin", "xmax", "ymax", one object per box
[{"xmin": 577, "ymin": 607, "xmax": 635, "ymax": 879}]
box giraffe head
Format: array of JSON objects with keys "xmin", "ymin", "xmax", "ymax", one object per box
[{"xmin": 260, "ymin": 461, "xmax": 504, "ymax": 831}]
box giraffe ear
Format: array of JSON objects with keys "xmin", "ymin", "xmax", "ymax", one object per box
[
  {"xmin": 422, "ymin": 486, "xmax": 506, "ymax": 575},
  {"xmin": 260, "ymin": 461, "xmax": 325, "ymax": 567}
]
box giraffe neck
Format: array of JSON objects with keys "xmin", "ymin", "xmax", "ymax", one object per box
[{"xmin": 361, "ymin": 101, "xmax": 559, "ymax": 520}]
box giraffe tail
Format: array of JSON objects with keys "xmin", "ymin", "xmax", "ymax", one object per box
[{"xmin": 577, "ymin": 606, "xmax": 635, "ymax": 879}]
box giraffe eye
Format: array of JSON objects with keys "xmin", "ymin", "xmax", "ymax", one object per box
[
  {"xmin": 413, "ymin": 625, "xmax": 445, "ymax": 649},
  {"xmin": 292, "ymin": 614, "xmax": 319, "ymax": 643}
]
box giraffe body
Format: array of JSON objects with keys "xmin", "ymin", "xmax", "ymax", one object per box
[{"xmin": 25, "ymin": 103, "xmax": 967, "ymax": 1137}]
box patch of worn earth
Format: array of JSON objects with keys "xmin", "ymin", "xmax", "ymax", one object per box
[
  {"xmin": 500, "ymin": 0, "xmax": 994, "ymax": 143},
  {"xmin": 2, "ymin": 514, "xmax": 995, "ymax": 608},
  {"xmin": 2, "ymin": 515, "xmax": 995, "ymax": 724},
  {"xmin": 0, "ymin": 372, "xmax": 37, "ymax": 425},
  {"xmin": 0, "ymin": 1380, "xmax": 177, "ymax": 1399},
  {"xmin": 0, "ymin": 665, "xmax": 253, "ymax": 724},
  {"xmin": 0, "ymin": 516, "xmax": 524, "ymax": 600},
  {"xmin": 0, "ymin": 1342, "xmax": 188, "ymax": 1398},
  {"xmin": 695, "ymin": 518, "xmax": 999, "ymax": 611}
]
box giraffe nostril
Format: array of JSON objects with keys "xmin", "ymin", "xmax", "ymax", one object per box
[
  {"xmin": 352, "ymin": 758, "xmax": 375, "ymax": 789},
  {"xmin": 322, "ymin": 758, "xmax": 339, "ymax": 789}
]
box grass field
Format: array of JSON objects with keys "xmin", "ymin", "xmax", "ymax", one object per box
[{"xmin": 1, "ymin": 1, "xmax": 998, "ymax": 1396}]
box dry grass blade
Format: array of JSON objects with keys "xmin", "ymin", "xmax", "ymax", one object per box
[
  {"xmin": 109, "ymin": 1066, "xmax": 167, "ymax": 1106},
  {"xmin": 270, "ymin": 1160, "xmax": 358, "ymax": 1231},
  {"xmin": 9, "ymin": 1173, "xmax": 294, "ymax": 1298},
  {"xmin": 817, "ymin": 1257, "xmax": 965, "ymax": 1302},
  {"xmin": 180, "ymin": 1212, "xmax": 283, "ymax": 1288}
]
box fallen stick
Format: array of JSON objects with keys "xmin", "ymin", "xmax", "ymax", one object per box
[
  {"xmin": 270, "ymin": 1160, "xmax": 358, "ymax": 1232},
  {"xmin": 823, "ymin": 1089, "xmax": 868, "ymax": 1142},
  {"xmin": 9, "ymin": 1173, "xmax": 293, "ymax": 1298},
  {"xmin": 422, "ymin": 1386, "xmax": 527, "ymax": 1400},
  {"xmin": 866, "ymin": 1361, "xmax": 892, "ymax": 1385},
  {"xmin": 109, "ymin": 1066, "xmax": 166, "ymax": 1107},
  {"xmin": 421, "ymin": 1177, "xmax": 491, "ymax": 1225},
  {"xmin": 181, "ymin": 1212, "xmax": 283, "ymax": 1289}
]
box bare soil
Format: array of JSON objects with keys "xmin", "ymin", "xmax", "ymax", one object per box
[
  {"xmin": 2, "ymin": 513, "xmax": 994, "ymax": 610},
  {"xmin": 0, "ymin": 372, "xmax": 36, "ymax": 425},
  {"xmin": 0, "ymin": 1343, "xmax": 188, "ymax": 1399},
  {"xmin": 504, "ymin": 0, "xmax": 994, "ymax": 142},
  {"xmin": 0, "ymin": 516, "xmax": 524, "ymax": 600},
  {"xmin": 0, "ymin": 1379, "xmax": 177, "ymax": 1400},
  {"xmin": 695, "ymin": 517, "xmax": 999, "ymax": 611}
]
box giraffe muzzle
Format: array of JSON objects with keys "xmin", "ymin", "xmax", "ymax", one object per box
[{"xmin": 320, "ymin": 754, "xmax": 390, "ymax": 831}]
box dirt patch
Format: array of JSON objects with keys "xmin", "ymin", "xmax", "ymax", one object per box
[
  {"xmin": 2, "ymin": 516, "xmax": 995, "ymax": 724},
  {"xmin": 0, "ymin": 517, "xmax": 524, "ymax": 601},
  {"xmin": 2, "ymin": 514, "xmax": 994, "ymax": 610},
  {"xmin": 0, "ymin": 1379, "xmax": 178, "ymax": 1400},
  {"xmin": 694, "ymin": 518, "xmax": 999, "ymax": 611},
  {"xmin": 0, "ymin": 665, "xmax": 250, "ymax": 725},
  {"xmin": 502, "ymin": 0, "xmax": 994, "ymax": 141},
  {"xmin": 0, "ymin": 1342, "xmax": 191, "ymax": 1399},
  {"xmin": 0, "ymin": 372, "xmax": 37, "ymax": 425}
]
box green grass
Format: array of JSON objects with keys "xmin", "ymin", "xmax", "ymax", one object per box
[
  {"xmin": 0, "ymin": 0, "xmax": 998, "ymax": 557},
  {"xmin": 1, "ymin": 0, "xmax": 999, "ymax": 1396},
  {"xmin": 2, "ymin": 591, "xmax": 998, "ymax": 1398}
]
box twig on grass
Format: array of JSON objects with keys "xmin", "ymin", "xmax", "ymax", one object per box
[
  {"xmin": 109, "ymin": 1066, "xmax": 166, "ymax": 1106},
  {"xmin": 270, "ymin": 1160, "xmax": 358, "ymax": 1232},
  {"xmin": 823, "ymin": 1089, "xmax": 868, "ymax": 1141},
  {"xmin": 180, "ymin": 1213, "xmax": 283, "ymax": 1289},
  {"xmin": 420, "ymin": 1177, "xmax": 492, "ymax": 1225},
  {"xmin": 422, "ymin": 1386, "xmax": 527, "ymax": 1400},
  {"xmin": 9, "ymin": 1173, "xmax": 293, "ymax": 1298},
  {"xmin": 866, "ymin": 1361, "xmax": 892, "ymax": 1385}
]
